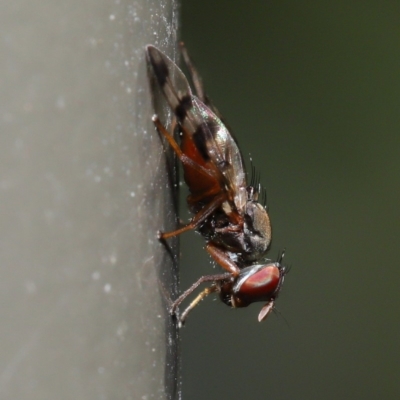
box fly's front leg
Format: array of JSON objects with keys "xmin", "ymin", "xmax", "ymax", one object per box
[
  {"xmin": 178, "ymin": 286, "xmax": 217, "ymax": 327},
  {"xmin": 206, "ymin": 242, "xmax": 241, "ymax": 276},
  {"xmin": 169, "ymin": 272, "xmax": 231, "ymax": 326}
]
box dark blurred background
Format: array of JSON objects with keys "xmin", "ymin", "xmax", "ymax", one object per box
[{"xmin": 179, "ymin": 2, "xmax": 400, "ymax": 399}]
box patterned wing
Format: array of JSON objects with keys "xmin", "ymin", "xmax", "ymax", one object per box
[{"xmin": 146, "ymin": 45, "xmax": 247, "ymax": 211}]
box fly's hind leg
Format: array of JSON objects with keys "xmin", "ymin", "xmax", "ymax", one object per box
[
  {"xmin": 157, "ymin": 191, "xmax": 226, "ymax": 240},
  {"xmin": 153, "ymin": 115, "xmax": 216, "ymax": 180},
  {"xmin": 152, "ymin": 115, "xmax": 227, "ymax": 240}
]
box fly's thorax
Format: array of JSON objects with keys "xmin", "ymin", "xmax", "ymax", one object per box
[
  {"xmin": 242, "ymin": 201, "xmax": 271, "ymax": 261},
  {"xmin": 202, "ymin": 201, "xmax": 271, "ymax": 259}
]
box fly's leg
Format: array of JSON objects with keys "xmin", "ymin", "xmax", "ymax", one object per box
[
  {"xmin": 170, "ymin": 244, "xmax": 239, "ymax": 315},
  {"xmin": 153, "ymin": 115, "xmax": 228, "ymax": 239},
  {"xmin": 152, "ymin": 115, "xmax": 219, "ymax": 192},
  {"xmin": 169, "ymin": 272, "xmax": 231, "ymax": 325},
  {"xmin": 159, "ymin": 191, "xmax": 226, "ymax": 240},
  {"xmin": 169, "ymin": 243, "xmax": 241, "ymax": 326},
  {"xmin": 155, "ymin": 114, "xmax": 223, "ymax": 205},
  {"xmin": 178, "ymin": 286, "xmax": 217, "ymax": 327},
  {"xmin": 206, "ymin": 242, "xmax": 241, "ymax": 276},
  {"xmin": 170, "ymin": 272, "xmax": 230, "ymax": 312},
  {"xmin": 153, "ymin": 115, "xmax": 219, "ymax": 182}
]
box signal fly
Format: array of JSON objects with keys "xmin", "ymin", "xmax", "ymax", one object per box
[{"xmin": 146, "ymin": 44, "xmax": 287, "ymax": 326}]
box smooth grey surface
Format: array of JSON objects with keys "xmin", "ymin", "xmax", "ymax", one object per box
[{"xmin": 0, "ymin": 1, "xmax": 180, "ymax": 399}]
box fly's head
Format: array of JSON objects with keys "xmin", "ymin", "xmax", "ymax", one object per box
[{"xmin": 220, "ymin": 260, "xmax": 286, "ymax": 322}]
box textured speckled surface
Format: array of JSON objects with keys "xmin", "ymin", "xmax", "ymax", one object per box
[{"xmin": 0, "ymin": 1, "xmax": 180, "ymax": 399}]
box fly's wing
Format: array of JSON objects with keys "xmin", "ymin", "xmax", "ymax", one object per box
[
  {"xmin": 146, "ymin": 45, "xmax": 192, "ymax": 119},
  {"xmin": 179, "ymin": 42, "xmax": 226, "ymax": 124},
  {"xmin": 146, "ymin": 45, "xmax": 247, "ymax": 211},
  {"xmin": 190, "ymin": 97, "xmax": 247, "ymax": 211}
]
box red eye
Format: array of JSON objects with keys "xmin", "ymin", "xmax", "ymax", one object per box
[{"xmin": 236, "ymin": 265, "xmax": 280, "ymax": 301}]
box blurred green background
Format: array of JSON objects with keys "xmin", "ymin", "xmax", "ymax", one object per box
[{"xmin": 180, "ymin": 2, "xmax": 400, "ymax": 399}]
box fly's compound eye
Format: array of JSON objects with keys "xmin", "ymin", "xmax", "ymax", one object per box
[
  {"xmin": 231, "ymin": 263, "xmax": 284, "ymax": 321},
  {"xmin": 236, "ymin": 265, "xmax": 280, "ymax": 301}
]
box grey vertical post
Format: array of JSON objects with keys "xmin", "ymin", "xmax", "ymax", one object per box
[{"xmin": 0, "ymin": 1, "xmax": 180, "ymax": 399}]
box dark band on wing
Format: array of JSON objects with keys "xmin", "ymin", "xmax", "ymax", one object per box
[
  {"xmin": 175, "ymin": 95, "xmax": 193, "ymax": 121},
  {"xmin": 192, "ymin": 120, "xmax": 220, "ymax": 161},
  {"xmin": 149, "ymin": 56, "xmax": 169, "ymax": 87},
  {"xmin": 197, "ymin": 120, "xmax": 220, "ymax": 138},
  {"xmin": 193, "ymin": 128, "xmax": 210, "ymax": 161}
]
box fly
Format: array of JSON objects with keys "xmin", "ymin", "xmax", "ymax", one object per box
[{"xmin": 146, "ymin": 44, "xmax": 287, "ymax": 326}]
